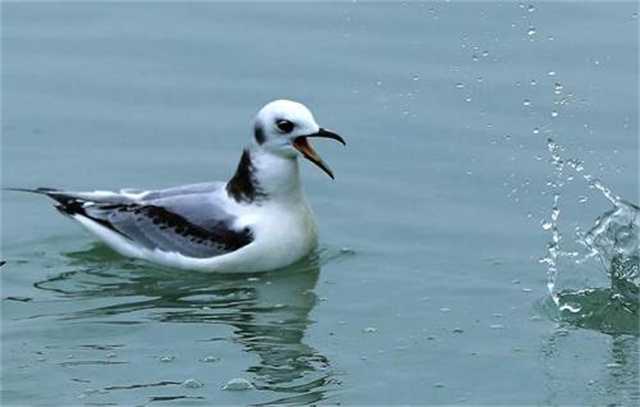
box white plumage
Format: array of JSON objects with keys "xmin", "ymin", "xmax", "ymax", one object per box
[{"xmin": 11, "ymin": 100, "xmax": 345, "ymax": 273}]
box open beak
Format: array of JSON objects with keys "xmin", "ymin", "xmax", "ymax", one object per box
[{"xmin": 293, "ymin": 128, "xmax": 346, "ymax": 179}]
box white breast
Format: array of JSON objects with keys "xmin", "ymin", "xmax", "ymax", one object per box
[{"xmin": 222, "ymin": 198, "xmax": 318, "ymax": 272}]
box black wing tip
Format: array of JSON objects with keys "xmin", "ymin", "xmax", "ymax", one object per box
[
  {"xmin": 55, "ymin": 201, "xmax": 85, "ymax": 216},
  {"xmin": 4, "ymin": 187, "xmax": 87, "ymax": 216}
]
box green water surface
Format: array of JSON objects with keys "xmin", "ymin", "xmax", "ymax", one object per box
[{"xmin": 2, "ymin": 2, "xmax": 638, "ymax": 405}]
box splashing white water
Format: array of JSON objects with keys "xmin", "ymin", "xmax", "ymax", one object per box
[
  {"xmin": 580, "ymin": 200, "xmax": 639, "ymax": 287},
  {"xmin": 540, "ymin": 138, "xmax": 639, "ymax": 302},
  {"xmin": 540, "ymin": 139, "xmax": 565, "ymax": 303}
]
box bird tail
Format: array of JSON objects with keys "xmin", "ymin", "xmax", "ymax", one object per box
[
  {"xmin": 3, "ymin": 187, "xmax": 60, "ymax": 194},
  {"xmin": 4, "ymin": 187, "xmax": 85, "ymax": 215}
]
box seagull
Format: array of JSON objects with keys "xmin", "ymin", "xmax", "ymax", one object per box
[{"xmin": 8, "ymin": 100, "xmax": 345, "ymax": 273}]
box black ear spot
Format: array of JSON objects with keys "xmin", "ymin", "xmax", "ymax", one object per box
[
  {"xmin": 276, "ymin": 119, "xmax": 295, "ymax": 133},
  {"xmin": 254, "ymin": 125, "xmax": 266, "ymax": 144}
]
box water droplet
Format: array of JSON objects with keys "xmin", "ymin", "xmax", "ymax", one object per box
[
  {"xmin": 472, "ymin": 54, "xmax": 479, "ymax": 62},
  {"xmin": 200, "ymin": 355, "xmax": 220, "ymax": 363},
  {"xmin": 439, "ymin": 307, "xmax": 451, "ymax": 312},
  {"xmin": 455, "ymin": 82, "xmax": 465, "ymax": 89},
  {"xmin": 434, "ymin": 382, "xmax": 445, "ymax": 388},
  {"xmin": 548, "ymin": 70, "xmax": 556, "ymax": 76},
  {"xmin": 523, "ymin": 99, "xmax": 531, "ymax": 106},
  {"xmin": 551, "ymin": 111, "xmax": 558, "ymax": 118},
  {"xmin": 527, "ymin": 27, "xmax": 536, "ymax": 36},
  {"xmin": 554, "ymin": 82, "xmax": 563, "ymax": 94},
  {"xmin": 105, "ymin": 352, "xmax": 117, "ymax": 359},
  {"xmin": 533, "ymin": 128, "xmax": 540, "ymax": 135},
  {"xmin": 182, "ymin": 378, "xmax": 204, "ymax": 389},
  {"xmin": 452, "ymin": 328, "xmax": 464, "ymax": 334},
  {"xmin": 376, "ymin": 80, "xmax": 383, "ymax": 86},
  {"xmin": 490, "ymin": 324, "xmax": 504, "ymax": 329},
  {"xmin": 223, "ymin": 378, "xmax": 254, "ymax": 391},
  {"xmin": 465, "ymin": 96, "xmax": 472, "ymax": 103},
  {"xmin": 530, "ymin": 79, "xmax": 537, "ymax": 86},
  {"xmin": 412, "ymin": 74, "xmax": 420, "ymax": 81},
  {"xmin": 578, "ymin": 196, "xmax": 588, "ymax": 203},
  {"xmin": 522, "ymin": 288, "xmax": 533, "ymax": 293},
  {"xmin": 482, "ymin": 50, "xmax": 489, "ymax": 57},
  {"xmin": 363, "ymin": 327, "xmax": 377, "ymax": 333},
  {"xmin": 527, "ymin": 4, "xmax": 535, "ymax": 12},
  {"xmin": 476, "ymin": 76, "xmax": 484, "ymax": 83},
  {"xmin": 159, "ymin": 355, "xmax": 175, "ymax": 363}
]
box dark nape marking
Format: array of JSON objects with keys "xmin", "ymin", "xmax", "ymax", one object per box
[
  {"xmin": 254, "ymin": 124, "xmax": 266, "ymax": 144},
  {"xmin": 226, "ymin": 149, "xmax": 266, "ymax": 203}
]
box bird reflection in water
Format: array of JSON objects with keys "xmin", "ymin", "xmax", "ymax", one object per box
[{"xmin": 33, "ymin": 243, "xmax": 337, "ymax": 405}]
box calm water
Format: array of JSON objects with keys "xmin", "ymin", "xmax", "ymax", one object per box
[{"xmin": 2, "ymin": 2, "xmax": 639, "ymax": 405}]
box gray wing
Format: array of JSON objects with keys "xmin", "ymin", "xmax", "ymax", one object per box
[
  {"xmin": 125, "ymin": 182, "xmax": 225, "ymax": 201},
  {"xmin": 20, "ymin": 184, "xmax": 252, "ymax": 258}
]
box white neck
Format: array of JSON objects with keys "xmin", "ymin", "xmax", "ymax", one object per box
[{"xmin": 250, "ymin": 148, "xmax": 303, "ymax": 202}]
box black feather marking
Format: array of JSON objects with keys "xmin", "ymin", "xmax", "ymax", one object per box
[
  {"xmin": 226, "ymin": 149, "xmax": 266, "ymax": 204},
  {"xmin": 51, "ymin": 197, "xmax": 126, "ymax": 235},
  {"xmin": 6, "ymin": 186, "xmax": 255, "ymax": 257},
  {"xmin": 254, "ymin": 124, "xmax": 266, "ymax": 144},
  {"xmin": 88, "ymin": 203, "xmax": 252, "ymax": 255}
]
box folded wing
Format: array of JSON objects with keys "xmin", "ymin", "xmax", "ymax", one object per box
[{"xmin": 20, "ymin": 184, "xmax": 253, "ymax": 258}]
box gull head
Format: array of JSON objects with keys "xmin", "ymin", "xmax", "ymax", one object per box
[{"xmin": 253, "ymin": 99, "xmax": 345, "ymax": 179}]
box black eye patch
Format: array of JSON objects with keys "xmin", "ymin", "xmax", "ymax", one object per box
[{"xmin": 276, "ymin": 119, "xmax": 295, "ymax": 133}]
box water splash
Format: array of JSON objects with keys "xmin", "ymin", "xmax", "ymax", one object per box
[
  {"xmin": 540, "ymin": 138, "xmax": 565, "ymax": 302},
  {"xmin": 580, "ymin": 200, "xmax": 640, "ymax": 294},
  {"xmin": 538, "ymin": 138, "xmax": 639, "ymax": 335}
]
